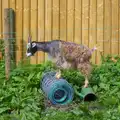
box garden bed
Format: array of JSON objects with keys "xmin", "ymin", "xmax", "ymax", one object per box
[{"xmin": 0, "ymin": 55, "xmax": 120, "ymax": 120}]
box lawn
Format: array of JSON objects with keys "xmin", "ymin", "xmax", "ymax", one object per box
[{"xmin": 0, "ymin": 55, "xmax": 120, "ymax": 120}]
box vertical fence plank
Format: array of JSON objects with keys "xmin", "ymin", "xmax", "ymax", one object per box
[
  {"xmin": 111, "ymin": 0, "xmax": 119, "ymax": 55},
  {"xmin": 23, "ymin": 0, "xmax": 30, "ymax": 63},
  {"xmin": 82, "ymin": 0, "xmax": 89, "ymax": 46},
  {"xmin": 0, "ymin": 0, "xmax": 2, "ymax": 40},
  {"xmin": 96, "ymin": 0, "xmax": 104, "ymax": 64},
  {"xmin": 104, "ymin": 0, "xmax": 111, "ymax": 55},
  {"xmin": 10, "ymin": 0, "xmax": 16, "ymax": 10},
  {"xmin": 45, "ymin": 0, "xmax": 52, "ymax": 61},
  {"xmin": 2, "ymin": 0, "xmax": 9, "ymax": 11},
  {"xmin": 119, "ymin": 0, "xmax": 120, "ymax": 54},
  {"xmin": 10, "ymin": 0, "xmax": 16, "ymax": 56},
  {"xmin": 74, "ymin": 0, "xmax": 82, "ymax": 44},
  {"xmin": 30, "ymin": 0, "xmax": 37, "ymax": 64},
  {"xmin": 45, "ymin": 0, "xmax": 52, "ymax": 41},
  {"xmin": 0, "ymin": 0, "xmax": 2, "ymax": 59},
  {"xmin": 16, "ymin": 0, "xmax": 23, "ymax": 64},
  {"xmin": 2, "ymin": 0, "xmax": 9, "ymax": 32},
  {"xmin": 52, "ymin": 0, "xmax": 60, "ymax": 40},
  {"xmin": 60, "ymin": 0, "xmax": 67, "ymax": 41},
  {"xmin": 38, "ymin": 0, "xmax": 45, "ymax": 63},
  {"xmin": 10, "ymin": 0, "xmax": 16, "ymax": 64},
  {"xmin": 67, "ymin": 0, "xmax": 74, "ymax": 42},
  {"xmin": 89, "ymin": 0, "xmax": 97, "ymax": 64}
]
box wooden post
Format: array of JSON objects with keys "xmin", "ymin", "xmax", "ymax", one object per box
[
  {"xmin": 4, "ymin": 8, "xmax": 13, "ymax": 80},
  {"xmin": 9, "ymin": 8, "xmax": 15, "ymax": 69},
  {"xmin": 0, "ymin": 52, "xmax": 2, "ymax": 60}
]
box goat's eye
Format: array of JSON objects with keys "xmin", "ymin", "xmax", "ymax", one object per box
[
  {"xmin": 27, "ymin": 45, "xmax": 30, "ymax": 49},
  {"xmin": 27, "ymin": 43, "xmax": 31, "ymax": 49},
  {"xmin": 27, "ymin": 45, "xmax": 31, "ymax": 53}
]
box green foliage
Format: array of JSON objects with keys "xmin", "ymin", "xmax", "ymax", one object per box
[
  {"xmin": 0, "ymin": 39, "xmax": 4, "ymax": 56},
  {"xmin": 1, "ymin": 55, "xmax": 120, "ymax": 119}
]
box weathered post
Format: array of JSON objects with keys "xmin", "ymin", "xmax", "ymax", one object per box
[
  {"xmin": 4, "ymin": 8, "xmax": 15, "ymax": 80},
  {"xmin": 9, "ymin": 8, "xmax": 15, "ymax": 69}
]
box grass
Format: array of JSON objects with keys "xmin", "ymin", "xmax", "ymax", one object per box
[{"xmin": 0, "ymin": 55, "xmax": 120, "ymax": 120}]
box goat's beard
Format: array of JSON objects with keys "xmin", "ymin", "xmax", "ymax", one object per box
[{"xmin": 26, "ymin": 52, "xmax": 33, "ymax": 57}]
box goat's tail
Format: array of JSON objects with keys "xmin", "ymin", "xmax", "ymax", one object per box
[{"xmin": 91, "ymin": 43, "xmax": 103, "ymax": 53}]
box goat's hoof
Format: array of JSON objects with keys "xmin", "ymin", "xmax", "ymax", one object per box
[
  {"xmin": 55, "ymin": 74, "xmax": 61, "ymax": 79},
  {"xmin": 83, "ymin": 85, "xmax": 88, "ymax": 88},
  {"xmin": 83, "ymin": 83, "xmax": 88, "ymax": 88},
  {"xmin": 55, "ymin": 71, "xmax": 61, "ymax": 79}
]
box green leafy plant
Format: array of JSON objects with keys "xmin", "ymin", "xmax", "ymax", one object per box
[
  {"xmin": 1, "ymin": 55, "xmax": 120, "ymax": 120},
  {"xmin": 0, "ymin": 39, "xmax": 4, "ymax": 57}
]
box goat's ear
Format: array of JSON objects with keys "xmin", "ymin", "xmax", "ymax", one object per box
[
  {"xmin": 27, "ymin": 43, "xmax": 31, "ymax": 49},
  {"xmin": 32, "ymin": 43, "xmax": 36, "ymax": 48}
]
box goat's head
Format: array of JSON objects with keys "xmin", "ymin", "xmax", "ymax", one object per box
[{"xmin": 26, "ymin": 35, "xmax": 37, "ymax": 57}]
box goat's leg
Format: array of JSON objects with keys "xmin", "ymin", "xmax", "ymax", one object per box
[
  {"xmin": 55, "ymin": 69, "xmax": 61, "ymax": 79},
  {"xmin": 77, "ymin": 62, "xmax": 91, "ymax": 88},
  {"xmin": 55, "ymin": 56, "xmax": 72, "ymax": 79},
  {"xmin": 84, "ymin": 76, "xmax": 89, "ymax": 88},
  {"xmin": 54, "ymin": 56, "xmax": 63, "ymax": 79}
]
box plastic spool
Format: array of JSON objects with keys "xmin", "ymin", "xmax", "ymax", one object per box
[{"xmin": 41, "ymin": 71, "xmax": 74, "ymax": 105}]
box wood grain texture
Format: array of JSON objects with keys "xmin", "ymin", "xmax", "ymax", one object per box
[
  {"xmin": 16, "ymin": 0, "xmax": 23, "ymax": 64},
  {"xmin": 4, "ymin": 8, "xmax": 11, "ymax": 79},
  {"xmin": 0, "ymin": 0, "xmax": 2, "ymax": 39},
  {"xmin": 60, "ymin": 0, "xmax": 67, "ymax": 41},
  {"xmin": 82, "ymin": 0, "xmax": 89, "ymax": 46},
  {"xmin": 30, "ymin": 0, "xmax": 37, "ymax": 64},
  {"xmin": 38, "ymin": 0, "xmax": 45, "ymax": 63},
  {"xmin": 104, "ymin": 0, "xmax": 111, "ymax": 55},
  {"xmin": 67, "ymin": 0, "xmax": 74, "ymax": 42},
  {"xmin": 10, "ymin": 0, "xmax": 16, "ymax": 10},
  {"xmin": 23, "ymin": 0, "xmax": 30, "ymax": 63},
  {"xmin": 45, "ymin": 0, "xmax": 52, "ymax": 61},
  {"xmin": 52, "ymin": 0, "xmax": 60, "ymax": 40},
  {"xmin": 74, "ymin": 0, "xmax": 82, "ymax": 44},
  {"xmin": 119, "ymin": 0, "xmax": 120, "ymax": 54},
  {"xmin": 111, "ymin": 0, "xmax": 119, "ymax": 55},
  {"xmin": 0, "ymin": 0, "xmax": 120, "ymax": 64},
  {"xmin": 89, "ymin": 0, "xmax": 97, "ymax": 64},
  {"xmin": 2, "ymin": 0, "xmax": 9, "ymax": 34},
  {"xmin": 96, "ymin": 0, "xmax": 104, "ymax": 64}
]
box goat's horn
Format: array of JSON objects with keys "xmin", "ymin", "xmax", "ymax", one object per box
[{"xmin": 28, "ymin": 34, "xmax": 32, "ymax": 43}]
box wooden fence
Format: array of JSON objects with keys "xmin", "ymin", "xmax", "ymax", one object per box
[{"xmin": 0, "ymin": 0, "xmax": 120, "ymax": 65}]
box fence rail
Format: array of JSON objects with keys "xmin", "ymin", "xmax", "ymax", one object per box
[{"xmin": 0, "ymin": 0, "xmax": 120, "ymax": 65}]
